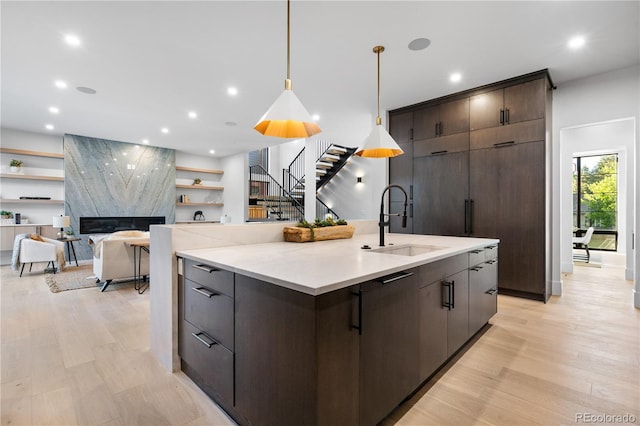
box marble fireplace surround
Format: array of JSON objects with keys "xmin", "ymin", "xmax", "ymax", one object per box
[{"xmin": 149, "ymin": 220, "xmax": 379, "ymax": 372}]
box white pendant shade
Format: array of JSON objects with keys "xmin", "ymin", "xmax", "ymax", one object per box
[
  {"xmin": 355, "ymin": 124, "xmax": 404, "ymax": 158},
  {"xmin": 254, "ymin": 88, "xmax": 321, "ymax": 138}
]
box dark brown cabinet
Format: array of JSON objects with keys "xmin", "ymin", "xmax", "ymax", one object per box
[
  {"xmin": 419, "ymin": 280, "xmax": 447, "ymax": 379},
  {"xmin": 389, "ymin": 111, "xmax": 414, "ymax": 234},
  {"xmin": 389, "ymin": 70, "xmax": 552, "ymax": 301},
  {"xmin": 359, "ymin": 270, "xmax": 420, "ymax": 426},
  {"xmin": 468, "ymin": 246, "xmax": 498, "ymax": 334},
  {"xmin": 414, "ymin": 98, "xmax": 469, "ymax": 139},
  {"xmin": 413, "ymin": 151, "xmax": 469, "ymax": 236},
  {"xmin": 469, "ymin": 78, "xmax": 546, "ymax": 131},
  {"xmin": 443, "ymin": 269, "xmax": 470, "ymax": 356}
]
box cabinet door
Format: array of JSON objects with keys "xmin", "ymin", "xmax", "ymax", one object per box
[
  {"xmin": 389, "ymin": 111, "xmax": 414, "ymax": 205},
  {"xmin": 413, "ymin": 151, "xmax": 468, "ymax": 236},
  {"xmin": 439, "ymin": 98, "xmax": 470, "ymax": 136},
  {"xmin": 468, "ymin": 259, "xmax": 498, "ymax": 334},
  {"xmin": 445, "ymin": 270, "xmax": 469, "ymax": 357},
  {"xmin": 504, "ymin": 78, "xmax": 545, "ymax": 125},
  {"xmin": 413, "ymin": 105, "xmax": 439, "ymax": 140},
  {"xmin": 360, "ymin": 271, "xmax": 420, "ymax": 426},
  {"xmin": 496, "ymin": 141, "xmax": 545, "ymax": 296},
  {"xmin": 469, "ymin": 148, "xmax": 499, "ymax": 238},
  {"xmin": 469, "ymin": 88, "xmax": 503, "ymax": 131},
  {"xmin": 419, "ymin": 280, "xmax": 447, "ymax": 381}
]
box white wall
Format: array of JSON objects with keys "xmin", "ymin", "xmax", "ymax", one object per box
[
  {"xmin": 220, "ymin": 152, "xmax": 248, "ymax": 223},
  {"xmin": 0, "ymin": 128, "xmax": 65, "ymax": 224},
  {"xmin": 552, "ymin": 65, "xmax": 639, "ymax": 301}
]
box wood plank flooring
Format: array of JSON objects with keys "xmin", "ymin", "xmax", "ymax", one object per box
[{"xmin": 1, "ymin": 262, "xmax": 638, "ymax": 425}]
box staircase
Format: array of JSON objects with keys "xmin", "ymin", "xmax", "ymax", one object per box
[
  {"xmin": 248, "ymin": 165, "xmax": 304, "ymax": 222},
  {"xmin": 283, "ymin": 141, "xmax": 356, "ymax": 219}
]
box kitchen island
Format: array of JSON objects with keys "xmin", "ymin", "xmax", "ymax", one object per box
[{"xmin": 176, "ymin": 232, "xmax": 499, "ymax": 426}]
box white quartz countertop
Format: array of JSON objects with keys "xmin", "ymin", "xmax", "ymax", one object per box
[{"xmin": 177, "ymin": 233, "xmax": 499, "ymax": 296}]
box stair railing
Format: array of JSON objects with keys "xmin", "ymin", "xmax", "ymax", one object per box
[{"xmin": 249, "ymin": 165, "xmax": 304, "ymax": 222}]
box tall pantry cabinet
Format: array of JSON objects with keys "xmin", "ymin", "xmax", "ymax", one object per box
[{"xmin": 389, "ymin": 70, "xmax": 553, "ymax": 301}]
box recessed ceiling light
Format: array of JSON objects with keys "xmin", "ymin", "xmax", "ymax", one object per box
[
  {"xmin": 49, "ymin": 106, "xmax": 60, "ymax": 114},
  {"xmin": 55, "ymin": 80, "xmax": 67, "ymax": 89},
  {"xmin": 209, "ymin": 149, "xmax": 215, "ymax": 154},
  {"xmin": 161, "ymin": 127, "xmax": 169, "ymax": 134},
  {"xmin": 142, "ymin": 139, "xmax": 149, "ymax": 144},
  {"xmin": 76, "ymin": 86, "xmax": 96, "ymax": 94},
  {"xmin": 227, "ymin": 87, "xmax": 238, "ymax": 96},
  {"xmin": 408, "ymin": 38, "xmax": 431, "ymax": 51},
  {"xmin": 64, "ymin": 34, "xmax": 81, "ymax": 47},
  {"xmin": 312, "ymin": 114, "xmax": 320, "ymax": 121},
  {"xmin": 450, "ymin": 72, "xmax": 462, "ymax": 83},
  {"xmin": 188, "ymin": 111, "xmax": 197, "ymax": 119},
  {"xmin": 568, "ymin": 36, "xmax": 586, "ymax": 49},
  {"xmin": 45, "ymin": 124, "xmax": 54, "ymax": 130}
]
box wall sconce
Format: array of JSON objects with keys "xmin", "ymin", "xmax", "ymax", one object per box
[{"xmin": 357, "ymin": 177, "xmax": 363, "ymax": 183}]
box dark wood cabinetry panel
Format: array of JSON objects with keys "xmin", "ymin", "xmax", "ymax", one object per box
[
  {"xmin": 495, "ymin": 141, "xmax": 545, "ymax": 296},
  {"xmin": 469, "ymin": 257, "xmax": 498, "ymax": 334},
  {"xmin": 470, "ymin": 118, "xmax": 544, "ymax": 150},
  {"xmin": 235, "ymin": 274, "xmax": 317, "ymax": 426},
  {"xmin": 419, "ymin": 280, "xmax": 447, "ymax": 380},
  {"xmin": 439, "ymin": 98, "xmax": 470, "ymax": 136},
  {"xmin": 469, "ymin": 148, "xmax": 499, "ymax": 239},
  {"xmin": 360, "ymin": 271, "xmax": 420, "ymax": 426},
  {"xmin": 504, "ymin": 78, "xmax": 546, "ymax": 125},
  {"xmin": 389, "ymin": 110, "xmax": 414, "ymax": 143},
  {"xmin": 469, "ymin": 88, "xmax": 504, "ymax": 130},
  {"xmin": 445, "ymin": 269, "xmax": 469, "ymax": 356},
  {"xmin": 413, "ymin": 132, "xmax": 469, "ymax": 157},
  {"xmin": 389, "ymin": 200, "xmax": 413, "ymax": 234},
  {"xmin": 413, "ymin": 151, "xmax": 469, "ymax": 236},
  {"xmin": 413, "ymin": 105, "xmax": 439, "ymax": 140},
  {"xmin": 389, "ymin": 140, "xmax": 414, "ymax": 204}
]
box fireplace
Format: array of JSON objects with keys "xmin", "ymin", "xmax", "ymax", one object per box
[{"xmin": 79, "ymin": 216, "xmax": 166, "ymax": 234}]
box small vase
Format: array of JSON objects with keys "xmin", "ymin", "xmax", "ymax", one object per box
[{"xmin": 10, "ymin": 166, "xmax": 21, "ymax": 173}]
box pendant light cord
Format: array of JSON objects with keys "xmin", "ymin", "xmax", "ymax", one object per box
[
  {"xmin": 374, "ymin": 46, "xmax": 384, "ymax": 125},
  {"xmin": 286, "ymin": 0, "xmax": 291, "ymax": 89}
]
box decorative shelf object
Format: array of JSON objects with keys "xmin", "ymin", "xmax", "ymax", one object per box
[
  {"xmin": 0, "ymin": 174, "xmax": 64, "ymax": 181},
  {"xmin": 176, "ymin": 184, "xmax": 223, "ymax": 191},
  {"xmin": 175, "ymin": 166, "xmax": 224, "ymax": 175},
  {"xmin": 176, "ymin": 202, "xmax": 224, "ymax": 206},
  {"xmin": 283, "ymin": 224, "xmax": 355, "ymax": 243},
  {"xmin": 0, "ymin": 148, "xmax": 63, "ymax": 159}
]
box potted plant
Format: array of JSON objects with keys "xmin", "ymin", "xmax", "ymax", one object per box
[
  {"xmin": 0, "ymin": 210, "xmax": 13, "ymax": 219},
  {"xmin": 193, "ymin": 178, "xmax": 202, "ymax": 185},
  {"xmin": 9, "ymin": 159, "xmax": 23, "ymax": 173},
  {"xmin": 283, "ymin": 218, "xmax": 354, "ymax": 242}
]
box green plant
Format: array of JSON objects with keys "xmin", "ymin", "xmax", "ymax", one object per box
[
  {"xmin": 193, "ymin": 178, "xmax": 202, "ymax": 185},
  {"xmin": 0, "ymin": 210, "xmax": 13, "ymax": 218},
  {"xmin": 296, "ymin": 218, "xmax": 347, "ymax": 228},
  {"xmin": 65, "ymin": 229, "xmax": 75, "ymax": 236},
  {"xmin": 9, "ymin": 159, "xmax": 23, "ymax": 167}
]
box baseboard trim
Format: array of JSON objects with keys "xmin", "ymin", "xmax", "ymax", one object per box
[
  {"xmin": 552, "ymin": 279, "xmax": 563, "ymax": 296},
  {"xmin": 634, "ymin": 289, "xmax": 640, "ymax": 309},
  {"xmin": 625, "ymin": 268, "xmax": 633, "ymax": 281}
]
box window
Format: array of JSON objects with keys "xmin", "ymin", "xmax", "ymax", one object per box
[{"xmin": 572, "ymin": 154, "xmax": 618, "ymax": 250}]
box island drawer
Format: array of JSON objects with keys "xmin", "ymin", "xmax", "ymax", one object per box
[
  {"xmin": 179, "ymin": 319, "xmax": 234, "ymax": 407},
  {"xmin": 183, "ymin": 259, "xmax": 234, "ymax": 297},
  {"xmin": 418, "ymin": 253, "xmax": 468, "ymax": 287},
  {"xmin": 183, "ymin": 278, "xmax": 234, "ymax": 350},
  {"xmin": 485, "ymin": 245, "xmax": 498, "ymax": 260}
]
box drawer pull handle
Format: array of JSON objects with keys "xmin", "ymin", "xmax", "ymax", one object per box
[
  {"xmin": 486, "ymin": 260, "xmax": 497, "ymax": 265},
  {"xmin": 192, "ymin": 264, "xmax": 219, "ymax": 273},
  {"xmin": 470, "ymin": 266, "xmax": 483, "ymax": 272},
  {"xmin": 378, "ymin": 271, "xmax": 415, "ymax": 285},
  {"xmin": 470, "ymin": 249, "xmax": 483, "ymax": 254},
  {"xmin": 494, "ymin": 141, "xmax": 515, "ymax": 148},
  {"xmin": 192, "ymin": 287, "xmax": 217, "ymax": 298},
  {"xmin": 486, "ymin": 288, "xmax": 498, "ymax": 295},
  {"xmin": 430, "ymin": 150, "xmax": 448, "ymax": 155},
  {"xmin": 191, "ymin": 332, "xmax": 217, "ymax": 348},
  {"xmin": 486, "ymin": 245, "xmax": 497, "ymax": 250}
]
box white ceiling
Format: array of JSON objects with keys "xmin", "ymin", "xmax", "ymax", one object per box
[{"xmin": 2, "ymin": 1, "xmax": 638, "ymax": 157}]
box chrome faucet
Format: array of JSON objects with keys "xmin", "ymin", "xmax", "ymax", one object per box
[{"xmin": 379, "ymin": 184, "xmax": 408, "ymax": 246}]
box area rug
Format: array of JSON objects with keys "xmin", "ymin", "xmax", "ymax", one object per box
[{"xmin": 44, "ymin": 264, "xmax": 99, "ymax": 293}]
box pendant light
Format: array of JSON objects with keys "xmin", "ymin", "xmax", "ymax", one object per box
[
  {"xmin": 254, "ymin": 0, "xmax": 321, "ymax": 139},
  {"xmin": 355, "ymin": 46, "xmax": 404, "ymax": 158}
]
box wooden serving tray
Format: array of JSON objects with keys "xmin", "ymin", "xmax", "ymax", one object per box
[{"xmin": 283, "ymin": 225, "xmax": 355, "ymax": 242}]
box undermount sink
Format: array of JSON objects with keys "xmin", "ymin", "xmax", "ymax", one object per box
[{"xmin": 370, "ymin": 244, "xmax": 447, "ymax": 256}]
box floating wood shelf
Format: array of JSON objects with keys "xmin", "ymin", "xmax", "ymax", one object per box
[
  {"xmin": 176, "ymin": 184, "xmax": 223, "ymax": 190},
  {"xmin": 176, "ymin": 202, "xmax": 224, "ymax": 206},
  {"xmin": 0, "ymin": 174, "xmax": 64, "ymax": 181},
  {"xmin": 176, "ymin": 166, "xmax": 224, "ymax": 175},
  {"xmin": 0, "ymin": 198, "xmax": 63, "ymax": 204},
  {"xmin": 0, "ymin": 148, "xmax": 64, "ymax": 159}
]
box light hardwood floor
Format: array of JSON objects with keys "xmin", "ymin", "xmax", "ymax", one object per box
[{"xmin": 1, "ymin": 262, "xmax": 638, "ymax": 425}]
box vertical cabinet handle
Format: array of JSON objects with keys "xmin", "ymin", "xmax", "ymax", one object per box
[
  {"xmin": 441, "ymin": 281, "xmax": 453, "ymax": 311},
  {"xmin": 469, "ymin": 199, "xmax": 474, "ymax": 235},
  {"xmin": 499, "ymin": 109, "xmax": 504, "ymax": 125},
  {"xmin": 464, "ymin": 199, "xmax": 469, "ymax": 235},
  {"xmin": 505, "ymin": 108, "xmax": 510, "ymax": 124},
  {"xmin": 409, "ymin": 203, "xmax": 414, "ymax": 219},
  {"xmin": 409, "ymin": 184, "xmax": 413, "ymax": 201},
  {"xmin": 435, "ymin": 122, "xmax": 439, "ymax": 137},
  {"xmin": 351, "ymin": 289, "xmax": 363, "ymax": 335}
]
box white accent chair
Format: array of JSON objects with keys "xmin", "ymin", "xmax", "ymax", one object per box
[
  {"xmin": 19, "ymin": 237, "xmax": 65, "ymax": 276},
  {"xmin": 91, "ymin": 232, "xmax": 150, "ymax": 292},
  {"xmin": 572, "ymin": 227, "xmax": 595, "ymax": 263}
]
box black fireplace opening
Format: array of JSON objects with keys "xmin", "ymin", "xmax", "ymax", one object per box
[{"xmin": 79, "ymin": 216, "xmax": 166, "ymax": 234}]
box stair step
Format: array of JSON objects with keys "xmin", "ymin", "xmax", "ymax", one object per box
[
  {"xmin": 316, "ymin": 169, "xmax": 327, "ymax": 175},
  {"xmin": 326, "ymin": 145, "xmax": 348, "ymax": 155},
  {"xmin": 316, "ymin": 161, "xmax": 333, "ymax": 169},
  {"xmin": 320, "ymin": 153, "xmax": 341, "ymax": 162}
]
